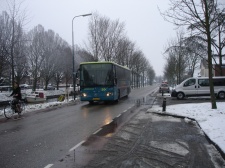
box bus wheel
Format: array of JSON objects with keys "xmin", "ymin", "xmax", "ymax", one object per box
[
  {"xmin": 218, "ymin": 91, "xmax": 225, "ymax": 99},
  {"xmin": 177, "ymin": 92, "xmax": 184, "ymax": 100},
  {"xmin": 89, "ymin": 101, "xmax": 94, "ymax": 104}
]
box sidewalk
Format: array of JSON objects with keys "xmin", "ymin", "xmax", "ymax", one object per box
[{"xmin": 52, "ymin": 100, "xmax": 225, "ymax": 168}]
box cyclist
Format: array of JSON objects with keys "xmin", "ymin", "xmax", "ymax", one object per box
[{"xmin": 10, "ymin": 81, "xmax": 22, "ymax": 115}]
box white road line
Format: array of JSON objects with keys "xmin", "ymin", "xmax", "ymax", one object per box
[
  {"xmin": 44, "ymin": 164, "xmax": 54, "ymax": 168},
  {"xmin": 117, "ymin": 114, "xmax": 121, "ymax": 118},
  {"xmin": 93, "ymin": 128, "xmax": 102, "ymax": 134},
  {"xmin": 69, "ymin": 140, "xmax": 85, "ymax": 152}
]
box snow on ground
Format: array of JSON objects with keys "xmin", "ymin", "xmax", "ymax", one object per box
[
  {"xmin": 149, "ymin": 101, "xmax": 225, "ymax": 155},
  {"xmin": 0, "ymin": 88, "xmax": 74, "ymax": 117},
  {"xmin": 0, "ymin": 88, "xmax": 66, "ymax": 101}
]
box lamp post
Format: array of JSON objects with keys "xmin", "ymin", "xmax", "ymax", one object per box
[{"xmin": 72, "ymin": 13, "xmax": 92, "ymax": 100}]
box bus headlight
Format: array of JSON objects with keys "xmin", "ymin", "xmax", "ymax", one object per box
[
  {"xmin": 106, "ymin": 92, "xmax": 113, "ymax": 96},
  {"xmin": 82, "ymin": 93, "xmax": 87, "ymax": 97}
]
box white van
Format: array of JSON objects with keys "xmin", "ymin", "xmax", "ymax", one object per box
[{"xmin": 171, "ymin": 77, "xmax": 225, "ymax": 99}]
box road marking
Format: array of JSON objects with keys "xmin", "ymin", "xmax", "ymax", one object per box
[
  {"xmin": 44, "ymin": 164, "xmax": 54, "ymax": 168},
  {"xmin": 93, "ymin": 128, "xmax": 102, "ymax": 134},
  {"xmin": 117, "ymin": 114, "xmax": 121, "ymax": 117},
  {"xmin": 69, "ymin": 140, "xmax": 85, "ymax": 152}
]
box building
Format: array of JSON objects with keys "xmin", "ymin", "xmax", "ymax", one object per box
[{"xmin": 200, "ymin": 56, "xmax": 225, "ymax": 77}]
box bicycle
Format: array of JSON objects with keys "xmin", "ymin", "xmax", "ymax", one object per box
[{"xmin": 4, "ymin": 99, "xmax": 26, "ymax": 119}]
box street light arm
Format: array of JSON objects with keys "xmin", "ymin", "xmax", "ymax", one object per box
[{"xmin": 72, "ymin": 13, "xmax": 92, "ymax": 22}]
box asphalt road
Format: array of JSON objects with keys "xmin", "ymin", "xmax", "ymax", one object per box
[{"xmin": 0, "ymin": 85, "xmax": 158, "ymax": 168}]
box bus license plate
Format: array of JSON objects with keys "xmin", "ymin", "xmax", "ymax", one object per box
[{"xmin": 93, "ymin": 98, "xmax": 100, "ymax": 100}]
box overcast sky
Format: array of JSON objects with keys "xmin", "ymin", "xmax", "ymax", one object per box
[{"xmin": 2, "ymin": 0, "xmax": 177, "ymax": 76}]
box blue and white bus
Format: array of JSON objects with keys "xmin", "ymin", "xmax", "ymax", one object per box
[{"xmin": 79, "ymin": 62, "xmax": 131, "ymax": 103}]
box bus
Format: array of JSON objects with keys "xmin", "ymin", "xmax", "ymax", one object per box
[{"xmin": 78, "ymin": 62, "xmax": 131, "ymax": 103}]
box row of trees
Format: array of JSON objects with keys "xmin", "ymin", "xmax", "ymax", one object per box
[
  {"xmin": 162, "ymin": 0, "xmax": 225, "ymax": 109},
  {"xmin": 84, "ymin": 13, "xmax": 155, "ymax": 86},
  {"xmin": 0, "ymin": 9, "xmax": 74, "ymax": 90},
  {"xmin": 0, "ymin": 1, "xmax": 155, "ymax": 91}
]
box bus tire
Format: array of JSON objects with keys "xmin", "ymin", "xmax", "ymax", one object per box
[{"xmin": 89, "ymin": 101, "xmax": 94, "ymax": 104}]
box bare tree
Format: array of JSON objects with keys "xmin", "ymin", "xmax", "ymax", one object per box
[
  {"xmin": 61, "ymin": 46, "xmax": 73, "ymax": 87},
  {"xmin": 5, "ymin": 0, "xmax": 27, "ymax": 86},
  {"xmin": 164, "ymin": 32, "xmax": 187, "ymax": 84},
  {"xmin": 115, "ymin": 37, "xmax": 135, "ymax": 67},
  {"xmin": 14, "ymin": 24, "xmax": 28, "ymax": 84},
  {"xmin": 161, "ymin": 0, "xmax": 225, "ymax": 109},
  {"xmin": 53, "ymin": 39, "xmax": 70, "ymax": 89},
  {"xmin": 211, "ymin": 12, "xmax": 225, "ymax": 75},
  {"xmin": 41, "ymin": 30, "xmax": 59, "ymax": 89},
  {"xmin": 164, "ymin": 53, "xmax": 178, "ymax": 85},
  {"xmin": 146, "ymin": 65, "xmax": 156, "ymax": 85},
  {"xmin": 87, "ymin": 13, "xmax": 125, "ymax": 61},
  {"xmin": 0, "ymin": 11, "xmax": 11, "ymax": 79},
  {"xmin": 183, "ymin": 35, "xmax": 207, "ymax": 77},
  {"xmin": 27, "ymin": 24, "xmax": 45, "ymax": 90}
]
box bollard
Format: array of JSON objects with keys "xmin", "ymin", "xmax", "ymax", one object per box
[
  {"xmin": 162, "ymin": 97, "xmax": 166, "ymax": 112},
  {"xmin": 137, "ymin": 99, "xmax": 141, "ymax": 107}
]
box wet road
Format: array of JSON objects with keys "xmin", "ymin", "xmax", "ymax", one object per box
[{"xmin": 0, "ymin": 85, "xmax": 158, "ymax": 168}]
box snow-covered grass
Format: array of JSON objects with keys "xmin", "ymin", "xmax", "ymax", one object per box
[
  {"xmin": 0, "ymin": 88, "xmax": 66, "ymax": 101},
  {"xmin": 0, "ymin": 88, "xmax": 74, "ymax": 117},
  {"xmin": 148, "ymin": 100, "xmax": 225, "ymax": 155}
]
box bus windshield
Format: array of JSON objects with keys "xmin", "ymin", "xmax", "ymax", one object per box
[{"xmin": 80, "ymin": 64, "xmax": 114, "ymax": 87}]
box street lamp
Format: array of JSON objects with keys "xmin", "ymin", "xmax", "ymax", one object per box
[{"xmin": 72, "ymin": 13, "xmax": 92, "ymax": 100}]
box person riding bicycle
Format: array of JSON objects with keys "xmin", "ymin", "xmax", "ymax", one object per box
[{"xmin": 10, "ymin": 81, "xmax": 22, "ymax": 113}]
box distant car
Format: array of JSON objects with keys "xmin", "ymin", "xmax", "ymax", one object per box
[
  {"xmin": 43, "ymin": 85, "xmax": 55, "ymax": 90},
  {"xmin": 20, "ymin": 84, "xmax": 30, "ymax": 89},
  {"xmin": 68, "ymin": 84, "xmax": 80, "ymax": 93},
  {"xmin": 0, "ymin": 85, "xmax": 12, "ymax": 92},
  {"xmin": 159, "ymin": 83, "xmax": 170, "ymax": 93}
]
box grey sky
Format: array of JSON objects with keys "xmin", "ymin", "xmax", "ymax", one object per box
[{"xmin": 2, "ymin": 0, "xmax": 176, "ymax": 76}]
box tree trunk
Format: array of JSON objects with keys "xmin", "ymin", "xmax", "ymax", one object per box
[{"xmin": 205, "ymin": 2, "xmax": 217, "ymax": 109}]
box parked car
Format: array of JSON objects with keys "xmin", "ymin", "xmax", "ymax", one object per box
[
  {"xmin": 20, "ymin": 84, "xmax": 30, "ymax": 89},
  {"xmin": 159, "ymin": 83, "xmax": 170, "ymax": 93},
  {"xmin": 43, "ymin": 85, "xmax": 55, "ymax": 90},
  {"xmin": 68, "ymin": 84, "xmax": 80, "ymax": 93},
  {"xmin": 0, "ymin": 85, "xmax": 12, "ymax": 92}
]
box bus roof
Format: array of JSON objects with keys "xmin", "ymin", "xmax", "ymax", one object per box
[{"xmin": 80, "ymin": 61, "xmax": 130, "ymax": 70}]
